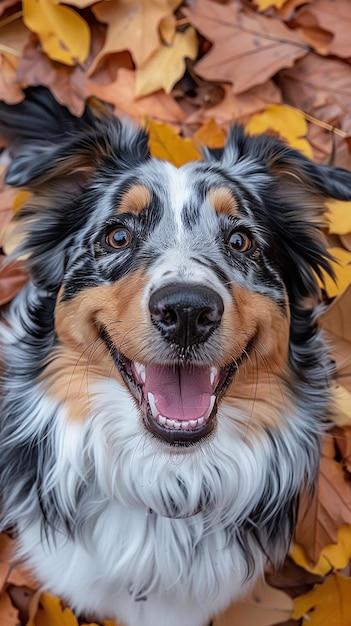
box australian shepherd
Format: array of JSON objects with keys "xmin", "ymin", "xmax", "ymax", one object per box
[{"xmin": 0, "ymin": 88, "xmax": 350, "ymax": 626}]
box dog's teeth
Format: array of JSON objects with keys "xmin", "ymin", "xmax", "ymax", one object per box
[
  {"xmin": 147, "ymin": 392, "xmax": 159, "ymax": 419},
  {"xmin": 197, "ymin": 417, "xmax": 204, "ymax": 426},
  {"xmin": 205, "ymin": 395, "xmax": 216, "ymax": 419},
  {"xmin": 189, "ymin": 420, "xmax": 198, "ymax": 427},
  {"xmin": 134, "ymin": 362, "xmax": 146, "ymax": 383},
  {"xmin": 166, "ymin": 419, "xmax": 175, "ymax": 429},
  {"xmin": 158, "ymin": 415, "xmax": 166, "ymax": 425},
  {"xmin": 173, "ymin": 420, "xmax": 182, "ymax": 429},
  {"xmin": 210, "ymin": 367, "xmax": 218, "ymax": 386},
  {"xmin": 182, "ymin": 421, "xmax": 189, "ymax": 428}
]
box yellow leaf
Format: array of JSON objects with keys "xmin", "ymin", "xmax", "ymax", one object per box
[
  {"xmin": 292, "ymin": 525, "xmax": 351, "ymax": 576},
  {"xmin": 317, "ymin": 246, "xmax": 351, "ymax": 298},
  {"xmin": 254, "ymin": 0, "xmax": 289, "ymax": 10},
  {"xmin": 193, "ymin": 119, "xmax": 226, "ymax": 150},
  {"xmin": 245, "ymin": 105, "xmax": 313, "ymax": 158},
  {"xmin": 23, "ymin": 0, "xmax": 90, "ymax": 66},
  {"xmin": 159, "ymin": 13, "xmax": 176, "ymax": 46},
  {"xmin": 331, "ymin": 384, "xmax": 351, "ymax": 427},
  {"xmin": 292, "ymin": 572, "xmax": 351, "ymax": 625},
  {"xmin": 147, "ymin": 119, "xmax": 202, "ymax": 166},
  {"xmin": 135, "ymin": 27, "xmax": 198, "ymax": 98},
  {"xmin": 326, "ymin": 199, "xmax": 351, "ymax": 235},
  {"xmin": 33, "ymin": 593, "xmax": 78, "ymax": 626},
  {"xmin": 13, "ymin": 191, "xmax": 32, "ymax": 213}
]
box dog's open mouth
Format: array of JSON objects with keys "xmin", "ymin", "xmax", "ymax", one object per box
[{"xmin": 100, "ymin": 328, "xmax": 251, "ymax": 445}]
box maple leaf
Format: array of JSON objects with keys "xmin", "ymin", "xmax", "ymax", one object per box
[
  {"xmin": 90, "ymin": 0, "xmax": 179, "ymax": 73},
  {"xmin": 134, "ymin": 27, "xmax": 198, "ymax": 98},
  {"xmin": 22, "ymin": 0, "xmax": 90, "ymax": 66},
  {"xmin": 295, "ymin": 434, "xmax": 351, "ymax": 565},
  {"xmin": 184, "ymin": 0, "xmax": 308, "ymax": 94},
  {"xmin": 292, "ymin": 572, "xmax": 351, "ymax": 625},
  {"xmin": 147, "ymin": 119, "xmax": 202, "ymax": 165}
]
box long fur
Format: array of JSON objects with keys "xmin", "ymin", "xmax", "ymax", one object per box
[{"xmin": 1, "ymin": 88, "xmax": 351, "ymax": 626}]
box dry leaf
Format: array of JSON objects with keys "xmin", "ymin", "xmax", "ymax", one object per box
[
  {"xmin": 0, "ymin": 591, "xmax": 19, "ymax": 626},
  {"xmin": 87, "ymin": 68, "xmax": 185, "ymax": 126},
  {"xmin": 245, "ymin": 104, "xmax": 312, "ymax": 157},
  {"xmin": 184, "ymin": 0, "xmax": 308, "ymax": 94},
  {"xmin": 22, "ymin": 0, "xmax": 90, "ymax": 66},
  {"xmin": 317, "ymin": 247, "xmax": 351, "ymax": 299},
  {"xmin": 214, "ymin": 578, "xmax": 293, "ymax": 626},
  {"xmin": 326, "ymin": 200, "xmax": 351, "ymax": 236},
  {"xmin": 295, "ymin": 0, "xmax": 351, "ymax": 58},
  {"xmin": 30, "ymin": 592, "xmax": 78, "ymax": 626},
  {"xmin": 292, "ymin": 572, "xmax": 351, "ymax": 625},
  {"xmin": 292, "ymin": 524, "xmax": 351, "ymax": 576},
  {"xmin": 134, "ymin": 27, "xmax": 198, "ymax": 98},
  {"xmin": 193, "ymin": 119, "xmax": 226, "ymax": 149},
  {"xmin": 185, "ymin": 81, "xmax": 282, "ymax": 130},
  {"xmin": 255, "ymin": 0, "xmax": 289, "ymax": 10},
  {"xmin": 295, "ymin": 434, "xmax": 351, "ymax": 565},
  {"xmin": 147, "ymin": 119, "xmax": 201, "ymax": 165},
  {"xmin": 0, "ymin": 52, "xmax": 23, "ymax": 104},
  {"xmin": 90, "ymin": 0, "xmax": 175, "ymax": 72}
]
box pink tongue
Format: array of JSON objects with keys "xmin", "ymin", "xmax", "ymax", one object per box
[{"xmin": 144, "ymin": 364, "xmax": 213, "ymax": 421}]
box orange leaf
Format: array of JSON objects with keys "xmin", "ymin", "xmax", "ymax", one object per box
[
  {"xmin": 193, "ymin": 119, "xmax": 226, "ymax": 149},
  {"xmin": 292, "ymin": 572, "xmax": 351, "ymax": 625},
  {"xmin": 147, "ymin": 119, "xmax": 201, "ymax": 166},
  {"xmin": 32, "ymin": 593, "xmax": 78, "ymax": 626}
]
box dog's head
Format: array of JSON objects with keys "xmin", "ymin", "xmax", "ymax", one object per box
[{"xmin": 5, "ymin": 120, "xmax": 350, "ymax": 449}]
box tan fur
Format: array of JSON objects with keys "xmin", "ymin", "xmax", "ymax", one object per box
[
  {"xmin": 117, "ymin": 185, "xmax": 151, "ymax": 215},
  {"xmin": 208, "ymin": 187, "xmax": 238, "ymax": 216}
]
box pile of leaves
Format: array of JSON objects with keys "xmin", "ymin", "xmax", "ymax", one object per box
[{"xmin": 0, "ymin": 0, "xmax": 351, "ymax": 624}]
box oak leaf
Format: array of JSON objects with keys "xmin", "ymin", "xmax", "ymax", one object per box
[
  {"xmin": 184, "ymin": 0, "xmax": 308, "ymax": 94},
  {"xmin": 294, "ymin": 434, "xmax": 351, "ymax": 565},
  {"xmin": 90, "ymin": 0, "xmax": 177, "ymax": 72},
  {"xmin": 295, "ymin": 0, "xmax": 351, "ymax": 58},
  {"xmin": 135, "ymin": 27, "xmax": 198, "ymax": 98},
  {"xmin": 22, "ymin": 0, "xmax": 90, "ymax": 66},
  {"xmin": 214, "ymin": 578, "xmax": 293, "ymax": 626},
  {"xmin": 245, "ymin": 104, "xmax": 312, "ymax": 157},
  {"xmin": 87, "ymin": 68, "xmax": 185, "ymax": 126},
  {"xmin": 292, "ymin": 572, "xmax": 351, "ymax": 625}
]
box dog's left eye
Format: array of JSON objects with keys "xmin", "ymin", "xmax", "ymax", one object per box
[
  {"xmin": 105, "ymin": 227, "xmax": 132, "ymax": 250},
  {"xmin": 227, "ymin": 230, "xmax": 252, "ymax": 253}
]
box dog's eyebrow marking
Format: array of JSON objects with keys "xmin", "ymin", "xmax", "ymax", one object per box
[
  {"xmin": 208, "ymin": 187, "xmax": 238, "ymax": 216},
  {"xmin": 117, "ymin": 184, "xmax": 151, "ymax": 215}
]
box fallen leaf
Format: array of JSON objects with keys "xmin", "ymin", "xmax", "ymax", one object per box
[
  {"xmin": 245, "ymin": 104, "xmax": 312, "ymax": 157},
  {"xmin": 295, "ymin": 434, "xmax": 351, "ymax": 565},
  {"xmin": 87, "ymin": 68, "xmax": 185, "ymax": 126},
  {"xmin": 295, "ymin": 0, "xmax": 351, "ymax": 58},
  {"xmin": 22, "ymin": 0, "xmax": 90, "ymax": 66},
  {"xmin": 292, "ymin": 572, "xmax": 351, "ymax": 625},
  {"xmin": 317, "ymin": 247, "xmax": 351, "ymax": 298},
  {"xmin": 147, "ymin": 119, "xmax": 201, "ymax": 165},
  {"xmin": 184, "ymin": 81, "xmax": 282, "ymax": 130},
  {"xmin": 255, "ymin": 0, "xmax": 289, "ymax": 10},
  {"xmin": 326, "ymin": 200, "xmax": 351, "ymax": 236},
  {"xmin": 193, "ymin": 118, "xmax": 226, "ymax": 149},
  {"xmin": 31, "ymin": 592, "xmax": 78, "ymax": 626},
  {"xmin": 0, "ymin": 52, "xmax": 23, "ymax": 104},
  {"xmin": 0, "ymin": 591, "xmax": 19, "ymax": 626},
  {"xmin": 135, "ymin": 27, "xmax": 198, "ymax": 97},
  {"xmin": 184, "ymin": 0, "xmax": 308, "ymax": 94},
  {"xmin": 334, "ymin": 426, "xmax": 351, "ymax": 474},
  {"xmin": 90, "ymin": 0, "xmax": 175, "ymax": 72},
  {"xmin": 292, "ymin": 524, "xmax": 351, "ymax": 576},
  {"xmin": 214, "ymin": 578, "xmax": 293, "ymax": 626}
]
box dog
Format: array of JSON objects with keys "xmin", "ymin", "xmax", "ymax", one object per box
[{"xmin": 1, "ymin": 88, "xmax": 351, "ymax": 626}]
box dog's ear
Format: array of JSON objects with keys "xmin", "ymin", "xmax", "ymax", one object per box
[{"xmin": 219, "ymin": 126, "xmax": 351, "ymax": 302}]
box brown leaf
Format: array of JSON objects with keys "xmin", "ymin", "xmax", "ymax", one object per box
[
  {"xmin": 0, "ymin": 591, "xmax": 19, "ymax": 626},
  {"xmin": 184, "ymin": 0, "xmax": 308, "ymax": 94},
  {"xmin": 90, "ymin": 0, "xmax": 175, "ymax": 72},
  {"xmin": 334, "ymin": 426, "xmax": 351, "ymax": 475},
  {"xmin": 184, "ymin": 81, "xmax": 282, "ymax": 131},
  {"xmin": 213, "ymin": 577, "xmax": 293, "ymax": 626},
  {"xmin": 0, "ymin": 52, "xmax": 23, "ymax": 104},
  {"xmin": 295, "ymin": 433, "xmax": 351, "ymax": 565},
  {"xmin": 278, "ymin": 53, "xmax": 351, "ymax": 138},
  {"xmin": 0, "ymin": 1, "xmax": 21, "ymax": 18},
  {"xmin": 295, "ymin": 0, "xmax": 351, "ymax": 58},
  {"xmin": 87, "ymin": 68, "xmax": 185, "ymax": 127},
  {"xmin": 0, "ymin": 256, "xmax": 28, "ymax": 306}
]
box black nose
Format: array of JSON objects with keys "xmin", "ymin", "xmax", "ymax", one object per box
[{"xmin": 149, "ymin": 284, "xmax": 224, "ymax": 348}]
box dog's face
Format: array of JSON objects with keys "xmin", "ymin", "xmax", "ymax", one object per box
[{"xmin": 6, "ymin": 122, "xmax": 343, "ymax": 451}]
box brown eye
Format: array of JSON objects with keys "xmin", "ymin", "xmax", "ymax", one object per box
[
  {"xmin": 227, "ymin": 231, "xmax": 252, "ymax": 252},
  {"xmin": 106, "ymin": 227, "xmax": 132, "ymax": 249}
]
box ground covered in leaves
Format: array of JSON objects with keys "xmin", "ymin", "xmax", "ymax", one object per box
[{"xmin": 1, "ymin": 0, "xmax": 351, "ymax": 624}]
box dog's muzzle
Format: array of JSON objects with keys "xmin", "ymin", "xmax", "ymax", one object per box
[{"xmin": 100, "ymin": 283, "xmax": 251, "ymax": 446}]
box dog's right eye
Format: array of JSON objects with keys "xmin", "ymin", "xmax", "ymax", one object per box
[{"xmin": 105, "ymin": 227, "xmax": 132, "ymax": 250}]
